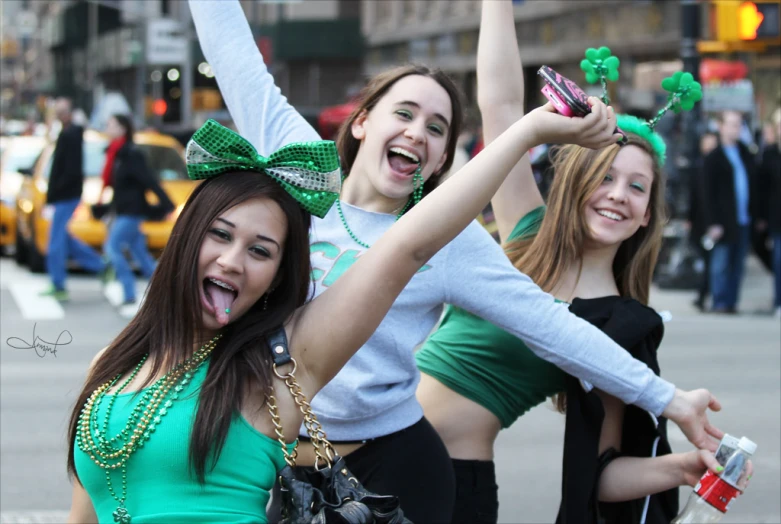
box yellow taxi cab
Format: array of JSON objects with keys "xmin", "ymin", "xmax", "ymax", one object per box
[
  {"xmin": 0, "ymin": 135, "xmax": 49, "ymax": 253},
  {"xmin": 15, "ymin": 129, "xmax": 197, "ymax": 272}
]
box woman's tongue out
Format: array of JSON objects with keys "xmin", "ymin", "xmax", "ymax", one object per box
[
  {"xmin": 388, "ymin": 152, "xmax": 419, "ymax": 178},
  {"xmin": 204, "ymin": 281, "xmax": 236, "ymax": 326}
]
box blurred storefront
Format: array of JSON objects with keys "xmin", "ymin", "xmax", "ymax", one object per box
[{"xmin": 37, "ymin": 0, "xmax": 364, "ymax": 134}]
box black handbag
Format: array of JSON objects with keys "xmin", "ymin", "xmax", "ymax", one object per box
[{"xmin": 265, "ymin": 328, "xmax": 412, "ymax": 524}]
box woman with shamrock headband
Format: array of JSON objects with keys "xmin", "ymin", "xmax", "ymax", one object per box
[
  {"xmin": 416, "ymin": 2, "xmax": 737, "ymax": 523},
  {"xmin": 67, "ymin": 97, "xmax": 621, "ymax": 522},
  {"xmin": 190, "ymin": 2, "xmax": 724, "ymax": 522}
]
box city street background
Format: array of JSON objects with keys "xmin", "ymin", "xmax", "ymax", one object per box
[{"xmin": 1, "ymin": 256, "xmax": 779, "ymax": 524}]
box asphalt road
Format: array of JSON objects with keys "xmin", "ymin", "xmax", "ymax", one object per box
[{"xmin": 1, "ymin": 257, "xmax": 779, "ymax": 523}]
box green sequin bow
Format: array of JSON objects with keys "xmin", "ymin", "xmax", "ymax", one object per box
[
  {"xmin": 186, "ymin": 119, "xmax": 342, "ymax": 218},
  {"xmin": 646, "ymin": 71, "xmax": 703, "ymax": 129},
  {"xmin": 581, "ymin": 47, "xmax": 620, "ymax": 106}
]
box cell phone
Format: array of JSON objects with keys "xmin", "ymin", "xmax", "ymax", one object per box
[{"xmin": 537, "ymin": 65, "xmax": 627, "ymax": 144}]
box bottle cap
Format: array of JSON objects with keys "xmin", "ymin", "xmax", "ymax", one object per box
[{"xmin": 738, "ymin": 437, "xmax": 757, "ymax": 455}]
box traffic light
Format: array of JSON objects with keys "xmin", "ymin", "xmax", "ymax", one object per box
[
  {"xmin": 716, "ymin": 1, "xmax": 780, "ymax": 42},
  {"xmin": 153, "ymin": 99, "xmax": 167, "ymax": 117}
]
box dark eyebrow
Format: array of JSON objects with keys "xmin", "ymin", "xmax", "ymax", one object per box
[
  {"xmin": 396, "ymin": 101, "xmax": 450, "ymax": 128},
  {"xmin": 256, "ymin": 234, "xmax": 281, "ymax": 250},
  {"xmin": 215, "ymin": 218, "xmax": 281, "ymax": 250}
]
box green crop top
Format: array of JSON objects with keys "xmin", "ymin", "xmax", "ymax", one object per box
[
  {"xmin": 416, "ymin": 206, "xmax": 567, "ymax": 428},
  {"xmin": 74, "ymin": 359, "xmax": 296, "ymax": 523}
]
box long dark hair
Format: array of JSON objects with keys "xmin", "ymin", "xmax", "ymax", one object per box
[
  {"xmin": 111, "ymin": 113, "xmax": 135, "ymax": 143},
  {"xmin": 336, "ymin": 64, "xmax": 465, "ymax": 204},
  {"xmin": 67, "ymin": 172, "xmax": 313, "ymax": 482}
]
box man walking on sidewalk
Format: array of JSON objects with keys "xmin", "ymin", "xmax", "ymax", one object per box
[
  {"xmin": 701, "ymin": 110, "xmax": 757, "ymax": 314},
  {"xmin": 40, "ymin": 97, "xmax": 106, "ymax": 301}
]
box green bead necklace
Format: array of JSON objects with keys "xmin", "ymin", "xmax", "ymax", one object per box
[
  {"xmin": 76, "ymin": 335, "xmax": 222, "ymax": 524},
  {"xmin": 337, "ymin": 165, "xmax": 424, "ymax": 249}
]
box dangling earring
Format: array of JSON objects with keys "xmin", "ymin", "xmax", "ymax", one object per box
[
  {"xmin": 262, "ymin": 294, "xmax": 269, "ymax": 311},
  {"xmin": 412, "ymin": 165, "xmax": 424, "ymax": 206}
]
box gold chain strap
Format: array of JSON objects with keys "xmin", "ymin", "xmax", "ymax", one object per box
[{"xmin": 265, "ymin": 358, "xmax": 336, "ymax": 470}]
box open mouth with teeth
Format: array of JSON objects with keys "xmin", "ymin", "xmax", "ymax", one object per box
[
  {"xmin": 202, "ymin": 277, "xmax": 239, "ymax": 326},
  {"xmin": 387, "ymin": 147, "xmax": 420, "ymax": 177},
  {"xmin": 596, "ymin": 209, "xmax": 626, "ymax": 222}
]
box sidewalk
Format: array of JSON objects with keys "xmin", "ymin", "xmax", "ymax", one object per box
[{"xmin": 650, "ymin": 254, "xmax": 776, "ymax": 318}]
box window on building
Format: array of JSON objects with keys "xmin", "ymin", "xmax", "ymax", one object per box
[
  {"xmin": 376, "ymin": 1, "xmax": 393, "ymax": 30},
  {"xmin": 161, "ymin": 0, "xmax": 170, "ymax": 16},
  {"xmin": 402, "ymin": 0, "xmax": 416, "ymax": 23}
]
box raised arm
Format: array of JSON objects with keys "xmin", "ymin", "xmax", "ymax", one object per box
[
  {"xmin": 477, "ymin": 0, "xmax": 542, "ymax": 242},
  {"xmin": 188, "ymin": 0, "xmax": 320, "ymax": 153},
  {"xmin": 292, "ymin": 101, "xmax": 619, "ymax": 392}
]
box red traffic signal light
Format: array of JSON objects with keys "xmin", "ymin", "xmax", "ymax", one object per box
[{"xmin": 152, "ymin": 99, "xmax": 167, "ymax": 116}]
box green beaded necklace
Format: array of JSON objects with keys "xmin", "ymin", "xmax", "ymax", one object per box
[
  {"xmin": 336, "ymin": 165, "xmax": 424, "ymax": 249},
  {"xmin": 76, "ymin": 335, "xmax": 222, "ymax": 524}
]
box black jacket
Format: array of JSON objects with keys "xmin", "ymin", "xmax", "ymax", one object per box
[
  {"xmin": 700, "ymin": 143, "xmax": 758, "ymax": 243},
  {"xmin": 758, "ymin": 145, "xmax": 781, "ymax": 235},
  {"xmin": 556, "ymin": 296, "xmax": 677, "ymax": 524},
  {"xmin": 688, "ymin": 157, "xmax": 708, "ymax": 243},
  {"xmin": 46, "ymin": 124, "xmax": 84, "ymax": 204},
  {"xmin": 108, "ymin": 143, "xmax": 174, "ymax": 219}
]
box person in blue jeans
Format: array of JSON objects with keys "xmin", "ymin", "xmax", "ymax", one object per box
[
  {"xmin": 102, "ymin": 114, "xmax": 174, "ymax": 306},
  {"xmin": 701, "ymin": 111, "xmax": 758, "ymax": 314},
  {"xmin": 42, "ymin": 98, "xmax": 106, "ymax": 301}
]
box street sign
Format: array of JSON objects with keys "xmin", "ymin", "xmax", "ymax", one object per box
[
  {"xmin": 17, "ymin": 11, "xmax": 37, "ymax": 38},
  {"xmin": 146, "ymin": 19, "xmax": 187, "ymax": 65},
  {"xmin": 702, "ymin": 80, "xmax": 755, "ymax": 113}
]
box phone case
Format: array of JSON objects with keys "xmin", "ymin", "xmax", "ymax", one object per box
[
  {"xmin": 538, "ymin": 65, "xmax": 628, "ymax": 144},
  {"xmin": 538, "ymin": 66, "xmax": 591, "ymax": 117},
  {"xmin": 541, "ymin": 84, "xmax": 576, "ymax": 117}
]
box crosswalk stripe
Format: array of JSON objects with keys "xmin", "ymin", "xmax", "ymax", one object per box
[
  {"xmin": 2, "ymin": 259, "xmax": 151, "ymax": 320},
  {"xmin": 0, "ymin": 511, "xmax": 70, "ymax": 523},
  {"xmin": 8, "ymin": 281, "xmax": 65, "ymax": 320}
]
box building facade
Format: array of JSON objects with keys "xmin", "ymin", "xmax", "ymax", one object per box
[
  {"xmin": 34, "ymin": 0, "xmax": 363, "ymax": 133},
  {"xmin": 361, "ymin": 0, "xmax": 682, "ymax": 112}
]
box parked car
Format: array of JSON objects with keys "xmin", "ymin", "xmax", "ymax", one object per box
[
  {"xmin": 14, "ymin": 129, "xmax": 197, "ymax": 272},
  {"xmin": 0, "ymin": 136, "xmax": 48, "ymax": 254}
]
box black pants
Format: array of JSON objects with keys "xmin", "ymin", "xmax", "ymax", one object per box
[
  {"xmin": 266, "ymin": 417, "xmax": 455, "ymax": 523},
  {"xmin": 451, "ymin": 459, "xmax": 499, "ymax": 524}
]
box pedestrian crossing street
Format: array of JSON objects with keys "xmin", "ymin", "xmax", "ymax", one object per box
[{"xmin": 0, "ymin": 259, "xmax": 148, "ymax": 320}]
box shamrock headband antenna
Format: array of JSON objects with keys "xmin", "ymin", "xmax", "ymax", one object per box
[
  {"xmin": 580, "ymin": 47, "xmax": 620, "ymax": 106},
  {"xmin": 580, "ymin": 46, "xmax": 703, "ymax": 165}
]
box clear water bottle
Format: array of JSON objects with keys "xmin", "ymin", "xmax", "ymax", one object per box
[{"xmin": 672, "ymin": 437, "xmax": 757, "ymax": 523}]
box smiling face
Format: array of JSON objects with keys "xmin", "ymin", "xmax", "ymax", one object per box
[
  {"xmin": 584, "ymin": 145, "xmax": 654, "ymax": 248},
  {"xmin": 197, "ymin": 197, "xmax": 287, "ymax": 332},
  {"xmin": 349, "ymin": 74, "xmax": 452, "ymax": 201}
]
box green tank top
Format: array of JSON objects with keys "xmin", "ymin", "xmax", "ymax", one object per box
[
  {"xmin": 74, "ymin": 359, "xmax": 296, "ymax": 523},
  {"xmin": 416, "ymin": 206, "xmax": 567, "ymax": 428}
]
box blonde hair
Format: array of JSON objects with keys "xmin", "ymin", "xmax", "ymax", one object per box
[{"xmin": 502, "ymin": 136, "xmax": 667, "ymax": 412}]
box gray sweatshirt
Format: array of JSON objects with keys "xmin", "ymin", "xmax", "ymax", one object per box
[{"xmin": 190, "ymin": 0, "xmax": 676, "ymax": 441}]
